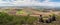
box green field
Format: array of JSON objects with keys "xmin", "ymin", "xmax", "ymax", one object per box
[{"xmin": 16, "ymin": 10, "xmax": 25, "ymax": 14}]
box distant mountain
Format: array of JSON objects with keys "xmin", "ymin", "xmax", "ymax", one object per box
[{"xmin": 0, "ymin": 6, "xmax": 59, "ymax": 9}]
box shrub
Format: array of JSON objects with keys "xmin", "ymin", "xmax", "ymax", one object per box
[{"xmin": 0, "ymin": 12, "xmax": 38, "ymax": 25}]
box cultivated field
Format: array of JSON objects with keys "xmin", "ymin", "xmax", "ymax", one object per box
[{"xmin": 0, "ymin": 8, "xmax": 60, "ymax": 25}]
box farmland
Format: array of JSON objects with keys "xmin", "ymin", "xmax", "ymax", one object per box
[{"xmin": 0, "ymin": 7, "xmax": 60, "ymax": 25}]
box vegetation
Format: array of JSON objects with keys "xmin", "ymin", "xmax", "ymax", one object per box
[
  {"xmin": 0, "ymin": 9, "xmax": 60, "ymax": 25},
  {"xmin": 16, "ymin": 10, "xmax": 26, "ymax": 14},
  {"xmin": 0, "ymin": 12, "xmax": 38, "ymax": 25}
]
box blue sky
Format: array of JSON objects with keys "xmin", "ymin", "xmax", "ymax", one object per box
[
  {"xmin": 50, "ymin": 0, "xmax": 60, "ymax": 2},
  {"xmin": 0, "ymin": 0, "xmax": 60, "ymax": 7},
  {"xmin": 39, "ymin": 0, "xmax": 60, "ymax": 2}
]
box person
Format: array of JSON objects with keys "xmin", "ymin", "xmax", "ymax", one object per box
[
  {"xmin": 45, "ymin": 15, "xmax": 52, "ymax": 23},
  {"xmin": 46, "ymin": 18, "xmax": 51, "ymax": 23},
  {"xmin": 52, "ymin": 14, "xmax": 56, "ymax": 21},
  {"xmin": 49, "ymin": 15, "xmax": 52, "ymax": 22},
  {"xmin": 39, "ymin": 15, "xmax": 44, "ymax": 23}
]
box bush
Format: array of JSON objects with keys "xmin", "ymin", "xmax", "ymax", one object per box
[{"xmin": 0, "ymin": 12, "xmax": 38, "ymax": 25}]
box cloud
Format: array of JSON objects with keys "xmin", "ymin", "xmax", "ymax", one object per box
[{"xmin": 0, "ymin": 0, "xmax": 60, "ymax": 7}]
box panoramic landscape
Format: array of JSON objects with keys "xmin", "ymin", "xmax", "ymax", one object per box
[
  {"xmin": 0, "ymin": 0, "xmax": 60, "ymax": 25},
  {"xmin": 0, "ymin": 6, "xmax": 60, "ymax": 25}
]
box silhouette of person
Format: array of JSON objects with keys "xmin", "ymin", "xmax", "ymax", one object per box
[
  {"xmin": 49, "ymin": 15, "xmax": 52, "ymax": 22},
  {"xmin": 52, "ymin": 14, "xmax": 56, "ymax": 21},
  {"xmin": 39, "ymin": 15, "xmax": 44, "ymax": 23},
  {"xmin": 45, "ymin": 15, "xmax": 52, "ymax": 23}
]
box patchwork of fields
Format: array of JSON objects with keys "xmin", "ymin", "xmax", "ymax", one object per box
[
  {"xmin": 0, "ymin": 8, "xmax": 60, "ymax": 16},
  {"xmin": 0, "ymin": 8, "xmax": 60, "ymax": 25}
]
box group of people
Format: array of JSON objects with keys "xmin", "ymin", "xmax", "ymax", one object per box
[{"xmin": 39, "ymin": 14, "xmax": 56, "ymax": 23}]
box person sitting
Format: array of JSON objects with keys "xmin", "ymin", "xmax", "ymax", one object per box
[
  {"xmin": 52, "ymin": 14, "xmax": 56, "ymax": 21},
  {"xmin": 39, "ymin": 15, "xmax": 44, "ymax": 23},
  {"xmin": 45, "ymin": 15, "xmax": 52, "ymax": 23}
]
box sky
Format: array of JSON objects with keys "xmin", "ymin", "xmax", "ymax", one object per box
[{"xmin": 0, "ymin": 0, "xmax": 60, "ymax": 7}]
